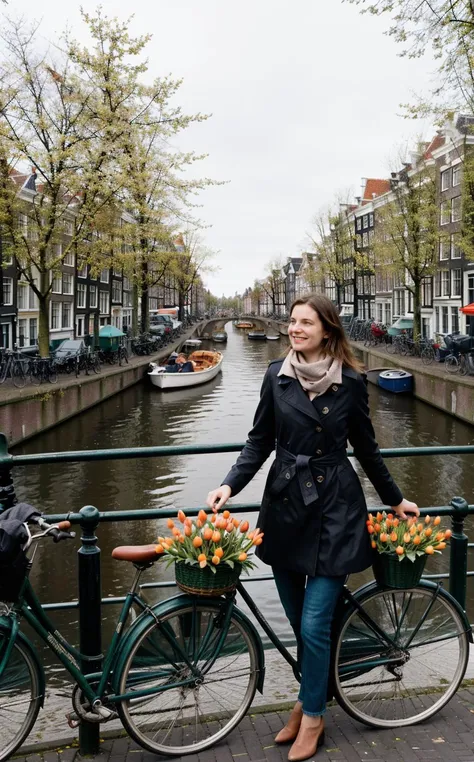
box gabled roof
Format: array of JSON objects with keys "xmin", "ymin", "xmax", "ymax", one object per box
[
  {"xmin": 362, "ymin": 178, "xmax": 391, "ymax": 202},
  {"xmin": 423, "ymin": 133, "xmax": 445, "ymax": 159}
]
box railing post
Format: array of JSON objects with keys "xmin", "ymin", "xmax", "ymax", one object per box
[
  {"xmin": 449, "ymin": 496, "xmax": 469, "ymax": 610},
  {"xmin": 0, "ymin": 432, "xmax": 16, "ymax": 514},
  {"xmin": 78, "ymin": 505, "xmax": 102, "ymax": 756}
]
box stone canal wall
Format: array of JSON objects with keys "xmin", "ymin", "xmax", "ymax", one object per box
[{"xmin": 351, "ymin": 342, "xmax": 474, "ymax": 426}]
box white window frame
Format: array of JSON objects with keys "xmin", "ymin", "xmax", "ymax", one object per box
[
  {"xmin": 99, "ymin": 289, "xmax": 109, "ymax": 315},
  {"xmin": 441, "ymin": 169, "xmax": 451, "ymax": 191},
  {"xmin": 439, "ymin": 238, "xmax": 449, "ymax": 261},
  {"xmin": 29, "ymin": 318, "xmax": 37, "ymax": 344},
  {"xmin": 100, "ymin": 269, "xmax": 110, "ymax": 284},
  {"xmin": 369, "ymin": 213, "xmax": 374, "ymax": 227},
  {"xmin": 451, "ymin": 268, "xmax": 462, "ymax": 297},
  {"xmin": 452, "ymin": 164, "xmax": 461, "ymax": 187},
  {"xmin": 61, "ymin": 302, "xmax": 72, "ymax": 330},
  {"xmin": 441, "ymin": 270, "xmax": 450, "ymax": 297},
  {"xmin": 51, "ymin": 302, "xmax": 60, "ymax": 330},
  {"xmin": 77, "ymin": 283, "xmax": 87, "ymax": 309},
  {"xmin": 451, "ymin": 235, "xmax": 462, "ymax": 259},
  {"xmin": 17, "ymin": 282, "xmax": 29, "ymax": 310},
  {"xmin": 2, "ymin": 277, "xmax": 13, "ymax": 306},
  {"xmin": 63, "ymin": 249, "xmax": 74, "ymax": 267},
  {"xmin": 89, "ymin": 285, "xmax": 98, "ymax": 308},
  {"xmin": 451, "ymin": 196, "xmax": 462, "ymax": 222},
  {"xmin": 62, "ymin": 272, "xmax": 73, "ymax": 295},
  {"xmin": 77, "ymin": 261, "xmax": 88, "ymax": 278},
  {"xmin": 440, "ymin": 201, "xmax": 450, "ymax": 225},
  {"xmin": 356, "ymin": 217, "xmax": 362, "ymax": 231}
]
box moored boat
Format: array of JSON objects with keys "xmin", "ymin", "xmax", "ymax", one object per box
[
  {"xmin": 365, "ymin": 367, "xmax": 392, "ymax": 386},
  {"xmin": 148, "ymin": 350, "xmax": 223, "ymax": 389},
  {"xmin": 182, "ymin": 338, "xmax": 202, "ymax": 349},
  {"xmin": 212, "ymin": 331, "xmax": 228, "ymax": 342},
  {"xmin": 248, "ymin": 331, "xmax": 267, "ymax": 340},
  {"xmin": 378, "ymin": 369, "xmax": 413, "ymax": 394},
  {"xmin": 266, "ymin": 334, "xmax": 280, "ymax": 341},
  {"xmin": 235, "ymin": 321, "xmax": 254, "ymax": 329}
]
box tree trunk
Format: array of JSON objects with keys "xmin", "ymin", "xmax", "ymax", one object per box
[
  {"xmin": 412, "ymin": 279, "xmax": 422, "ymax": 340},
  {"xmin": 38, "ymin": 295, "xmax": 50, "ymax": 358},
  {"xmin": 140, "ymin": 259, "xmax": 149, "ymax": 334},
  {"xmin": 132, "ymin": 283, "xmax": 139, "ymax": 336}
]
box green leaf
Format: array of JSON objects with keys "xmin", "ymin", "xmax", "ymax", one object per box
[{"xmin": 226, "ymin": 560, "xmax": 234, "ymax": 569}]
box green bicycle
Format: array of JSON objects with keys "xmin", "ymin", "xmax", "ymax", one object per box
[{"xmin": 0, "ymin": 514, "xmax": 472, "ymax": 760}]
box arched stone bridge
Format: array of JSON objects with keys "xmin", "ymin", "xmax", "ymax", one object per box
[{"xmin": 196, "ymin": 316, "xmax": 287, "ymax": 338}]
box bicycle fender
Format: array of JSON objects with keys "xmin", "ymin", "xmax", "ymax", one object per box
[
  {"xmin": 0, "ymin": 618, "xmax": 46, "ymax": 706},
  {"xmin": 112, "ymin": 593, "xmax": 265, "ymax": 694},
  {"xmin": 347, "ymin": 579, "xmax": 473, "ymax": 642}
]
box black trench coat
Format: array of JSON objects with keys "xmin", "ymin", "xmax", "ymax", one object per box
[{"xmin": 223, "ymin": 360, "xmax": 403, "ymax": 577}]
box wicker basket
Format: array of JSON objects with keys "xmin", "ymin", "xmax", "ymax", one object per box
[
  {"xmin": 372, "ymin": 552, "xmax": 427, "ymax": 589},
  {"xmin": 175, "ymin": 561, "xmax": 242, "ymax": 596}
]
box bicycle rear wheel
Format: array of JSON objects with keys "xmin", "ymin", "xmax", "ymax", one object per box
[
  {"xmin": 117, "ymin": 599, "xmax": 260, "ymax": 756},
  {"xmin": 334, "ymin": 585, "xmax": 469, "ymax": 727},
  {"xmin": 12, "ymin": 362, "xmax": 27, "ymax": 389},
  {"xmin": 445, "ymin": 355, "xmax": 460, "ymax": 374},
  {"xmin": 0, "ymin": 633, "xmax": 42, "ymax": 760}
]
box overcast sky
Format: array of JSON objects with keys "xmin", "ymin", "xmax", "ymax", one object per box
[{"xmin": 5, "ymin": 0, "xmax": 436, "ymax": 296}]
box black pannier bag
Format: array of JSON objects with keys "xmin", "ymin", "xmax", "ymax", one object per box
[
  {"xmin": 451, "ymin": 334, "xmax": 474, "ymax": 353},
  {"xmin": 0, "ymin": 503, "xmax": 40, "ymax": 603}
]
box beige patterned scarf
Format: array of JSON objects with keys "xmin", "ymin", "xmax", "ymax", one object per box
[{"xmin": 278, "ymin": 350, "xmax": 343, "ymax": 400}]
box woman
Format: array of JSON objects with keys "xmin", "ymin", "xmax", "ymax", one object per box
[{"xmin": 206, "ymin": 294, "xmax": 419, "ymax": 762}]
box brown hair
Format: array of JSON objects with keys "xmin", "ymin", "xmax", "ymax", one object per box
[{"xmin": 288, "ymin": 294, "xmax": 364, "ymax": 373}]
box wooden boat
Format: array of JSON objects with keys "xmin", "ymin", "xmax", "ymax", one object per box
[
  {"xmin": 148, "ymin": 350, "xmax": 223, "ymax": 389},
  {"xmin": 248, "ymin": 331, "xmax": 267, "ymax": 340},
  {"xmin": 378, "ymin": 369, "xmax": 413, "ymax": 394},
  {"xmin": 212, "ymin": 331, "xmax": 228, "ymax": 342},
  {"xmin": 235, "ymin": 321, "xmax": 254, "ymax": 329}
]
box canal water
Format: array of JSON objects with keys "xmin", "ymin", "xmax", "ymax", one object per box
[{"xmin": 11, "ymin": 322, "xmax": 474, "ymax": 681}]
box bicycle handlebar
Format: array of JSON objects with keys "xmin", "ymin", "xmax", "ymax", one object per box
[{"xmin": 31, "ymin": 516, "xmax": 76, "ymax": 543}]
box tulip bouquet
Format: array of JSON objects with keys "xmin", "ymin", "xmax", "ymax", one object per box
[
  {"xmin": 368, "ymin": 511, "xmax": 451, "ymax": 562},
  {"xmin": 155, "ymin": 509, "xmax": 263, "ymax": 575}
]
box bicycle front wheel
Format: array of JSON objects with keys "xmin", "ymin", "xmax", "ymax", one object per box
[
  {"xmin": 334, "ymin": 585, "xmax": 469, "ymax": 727},
  {"xmin": 117, "ymin": 599, "xmax": 260, "ymax": 756},
  {"xmin": 0, "ymin": 633, "xmax": 42, "ymax": 760}
]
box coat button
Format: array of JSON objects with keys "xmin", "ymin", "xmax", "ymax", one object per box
[
  {"xmin": 285, "ymin": 472, "xmax": 291, "ymax": 480},
  {"xmin": 305, "ymin": 481, "xmax": 312, "ymax": 488},
  {"xmin": 283, "ymin": 497, "xmax": 289, "ymax": 503},
  {"xmin": 332, "ymin": 384, "xmax": 338, "ymax": 392},
  {"xmin": 316, "ymin": 449, "xmax": 323, "ymax": 456},
  {"xmin": 316, "ymin": 475, "xmax": 324, "ymax": 483},
  {"xmin": 316, "ymin": 425, "xmax": 322, "ymax": 432},
  {"xmin": 322, "ymin": 407, "xmax": 329, "ymax": 414}
]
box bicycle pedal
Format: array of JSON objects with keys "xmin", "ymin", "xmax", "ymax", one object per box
[{"xmin": 66, "ymin": 712, "xmax": 81, "ymax": 729}]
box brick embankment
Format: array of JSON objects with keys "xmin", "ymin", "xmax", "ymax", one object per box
[{"xmin": 14, "ymin": 687, "xmax": 474, "ymax": 762}]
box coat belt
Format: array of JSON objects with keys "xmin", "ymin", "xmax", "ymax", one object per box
[{"xmin": 272, "ymin": 445, "xmax": 348, "ymax": 507}]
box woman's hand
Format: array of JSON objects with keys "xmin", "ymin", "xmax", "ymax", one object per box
[
  {"xmin": 391, "ymin": 498, "xmax": 419, "ymax": 520},
  {"xmin": 206, "ymin": 485, "xmax": 232, "ymax": 512}
]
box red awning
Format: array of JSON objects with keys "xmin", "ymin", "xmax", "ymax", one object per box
[{"xmin": 459, "ymin": 303, "xmax": 474, "ymax": 315}]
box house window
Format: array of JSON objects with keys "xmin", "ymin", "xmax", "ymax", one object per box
[
  {"xmin": 2, "ymin": 277, "xmax": 12, "ymax": 306},
  {"xmin": 369, "ymin": 213, "xmax": 374, "ymax": 227},
  {"xmin": 77, "ymin": 283, "xmax": 87, "ymax": 308},
  {"xmin": 451, "ymin": 268, "xmax": 462, "ymax": 296},
  {"xmin": 100, "ymin": 269, "xmax": 110, "ymax": 284},
  {"xmin": 29, "ymin": 282, "xmax": 38, "ymax": 309},
  {"xmin": 435, "ymin": 306, "xmax": 440, "ymax": 333},
  {"xmin": 62, "ymin": 302, "xmax": 72, "ymax": 329},
  {"xmin": 113, "ymin": 267, "xmax": 122, "ymax": 277},
  {"xmin": 123, "ymin": 290, "xmax": 132, "ymax": 308},
  {"xmin": 89, "ymin": 285, "xmax": 98, "ymax": 308},
  {"xmin": 99, "ymin": 290, "xmax": 109, "ymax": 314},
  {"xmin": 51, "ymin": 302, "xmax": 60, "ymax": 330},
  {"xmin": 112, "ymin": 280, "xmax": 122, "ymax": 303},
  {"xmin": 439, "ymin": 238, "xmax": 449, "ymax": 260},
  {"xmin": 63, "ymin": 250, "xmax": 74, "ymax": 267},
  {"xmin": 77, "ymin": 261, "xmax": 87, "ymax": 278},
  {"xmin": 377, "ymin": 304, "xmax": 383, "ymax": 322},
  {"xmin": 434, "ymin": 272, "xmax": 441, "ymax": 298},
  {"xmin": 451, "ymin": 306, "xmax": 460, "ymax": 333},
  {"xmin": 422, "ymin": 317, "xmax": 431, "ymax": 338},
  {"xmin": 442, "ymin": 305, "xmax": 449, "ymax": 333},
  {"xmin": 362, "ymin": 232, "xmax": 369, "ymax": 247},
  {"xmin": 356, "ymin": 218, "xmax": 362, "ymax": 231},
  {"xmin": 441, "ymin": 169, "xmax": 451, "ymax": 191},
  {"xmin": 363, "ymin": 215, "xmax": 368, "ymax": 228},
  {"xmin": 61, "ymin": 218, "xmax": 74, "ymax": 235},
  {"xmin": 123, "ymin": 276, "xmax": 131, "ymax": 290},
  {"xmin": 451, "ymin": 235, "xmax": 462, "ymax": 259},
  {"xmin": 18, "ymin": 319, "xmax": 27, "ymax": 347},
  {"xmin": 441, "ymin": 270, "xmax": 450, "ymax": 296},
  {"xmin": 469, "ymin": 274, "xmax": 474, "ymax": 304},
  {"xmin": 452, "ymin": 164, "xmax": 461, "ymax": 187},
  {"xmin": 440, "ymin": 201, "xmax": 450, "ymax": 225},
  {"xmin": 451, "ymin": 196, "xmax": 462, "ymax": 222},
  {"xmin": 422, "ymin": 278, "xmax": 432, "ymax": 307},
  {"xmin": 29, "ymin": 318, "xmax": 37, "ymax": 343},
  {"xmin": 51, "ymin": 274, "xmax": 62, "ymax": 294},
  {"xmin": 18, "ymin": 213, "xmax": 28, "ymax": 233},
  {"xmin": 18, "ymin": 282, "xmax": 28, "ymax": 310},
  {"xmin": 149, "ymin": 297, "xmax": 158, "ymax": 311},
  {"xmin": 62, "ymin": 273, "xmax": 73, "ymax": 295},
  {"xmin": 384, "ymin": 303, "xmax": 391, "ymax": 325}
]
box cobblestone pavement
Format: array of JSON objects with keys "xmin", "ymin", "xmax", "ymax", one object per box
[{"xmin": 13, "ymin": 688, "xmax": 474, "ymax": 762}]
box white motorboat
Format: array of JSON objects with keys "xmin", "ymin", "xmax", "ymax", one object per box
[
  {"xmin": 182, "ymin": 338, "xmax": 202, "ymax": 349},
  {"xmin": 148, "ymin": 350, "xmax": 223, "ymax": 389}
]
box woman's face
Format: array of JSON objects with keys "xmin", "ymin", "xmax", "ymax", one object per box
[{"xmin": 288, "ymin": 304, "xmax": 328, "ymax": 358}]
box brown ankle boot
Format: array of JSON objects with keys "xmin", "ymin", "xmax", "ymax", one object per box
[
  {"xmin": 274, "ymin": 702, "xmax": 303, "ymax": 744},
  {"xmin": 287, "ymin": 717, "xmax": 325, "ymax": 761}
]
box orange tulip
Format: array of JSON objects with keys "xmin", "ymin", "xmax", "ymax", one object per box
[
  {"xmin": 198, "ymin": 510, "xmax": 208, "ymax": 523},
  {"xmin": 196, "ymin": 519, "xmax": 203, "ymax": 528},
  {"xmin": 433, "ymin": 516, "xmax": 441, "ymax": 526},
  {"xmin": 212, "ymin": 531, "xmax": 221, "ymax": 543},
  {"xmin": 396, "ymin": 546, "xmax": 404, "ymax": 555},
  {"xmin": 203, "ymin": 527, "xmax": 213, "ymax": 541},
  {"xmin": 367, "ymin": 525, "xmax": 374, "ymax": 534},
  {"xmin": 371, "ymin": 541, "xmax": 377, "ymax": 549},
  {"xmin": 199, "ymin": 560, "xmax": 207, "ymax": 568},
  {"xmin": 417, "ymin": 523, "xmax": 423, "ymax": 533},
  {"xmin": 425, "ymin": 545, "xmax": 434, "ymax": 554},
  {"xmin": 374, "ymin": 523, "xmax": 381, "ymax": 533},
  {"xmin": 184, "ymin": 517, "xmax": 193, "ymax": 527},
  {"xmin": 444, "ymin": 529, "xmax": 452, "ymax": 539},
  {"xmin": 226, "ymin": 522, "xmax": 234, "ymax": 532},
  {"xmin": 178, "ymin": 535, "xmax": 185, "ymax": 543},
  {"xmin": 410, "ymin": 525, "xmax": 417, "ymax": 536},
  {"xmin": 376, "ymin": 512, "xmax": 383, "ymax": 522},
  {"xmin": 172, "ymin": 527, "xmax": 180, "ymax": 537},
  {"xmin": 212, "ymin": 555, "xmax": 220, "ymax": 565},
  {"xmin": 233, "ymin": 517, "xmax": 240, "ymax": 528},
  {"xmin": 156, "ymin": 544, "xmax": 164, "ymax": 554},
  {"xmin": 387, "ymin": 513, "xmax": 393, "ymax": 520},
  {"xmin": 210, "ymin": 514, "xmax": 216, "ymax": 523},
  {"xmin": 380, "ymin": 532, "xmax": 388, "ymax": 543},
  {"xmin": 240, "ymin": 521, "xmax": 250, "ymax": 533},
  {"xmin": 193, "ymin": 536, "xmax": 203, "ymax": 548},
  {"xmin": 425, "ymin": 527, "xmax": 432, "ymax": 537},
  {"xmin": 177, "ymin": 510, "xmax": 186, "ymax": 523},
  {"xmin": 435, "ymin": 542, "xmax": 446, "ymax": 550},
  {"xmin": 425, "ymin": 516, "xmax": 431, "ymax": 524},
  {"xmin": 368, "ymin": 513, "xmax": 374, "ymax": 522},
  {"xmin": 435, "ymin": 532, "xmax": 444, "ymax": 541},
  {"xmin": 413, "ymin": 536, "xmax": 421, "ymax": 545},
  {"xmin": 254, "ymin": 537, "xmax": 263, "ymax": 545},
  {"xmin": 197, "ymin": 553, "xmax": 206, "ymax": 562},
  {"xmin": 167, "ymin": 519, "xmax": 175, "ymax": 529},
  {"xmin": 403, "ymin": 532, "xmax": 411, "ymax": 543},
  {"xmin": 184, "ymin": 525, "xmax": 192, "ymax": 537},
  {"xmin": 215, "ymin": 547, "xmax": 224, "ymax": 558},
  {"xmin": 223, "ymin": 510, "xmax": 230, "ymax": 519},
  {"xmin": 393, "ymin": 518, "xmax": 399, "ymax": 527},
  {"xmin": 390, "ymin": 531, "xmax": 398, "ymax": 542},
  {"xmin": 157, "ymin": 536, "xmax": 165, "ymax": 543},
  {"xmin": 247, "ymin": 531, "xmax": 255, "ymax": 540},
  {"xmin": 238, "ymin": 552, "xmax": 247, "ymax": 562},
  {"xmin": 386, "ymin": 518, "xmax": 392, "ymax": 529}
]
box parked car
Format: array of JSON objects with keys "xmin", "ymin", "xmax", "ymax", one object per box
[
  {"xmin": 53, "ymin": 339, "xmax": 87, "ymax": 372},
  {"xmin": 150, "ymin": 315, "xmax": 173, "ymax": 335}
]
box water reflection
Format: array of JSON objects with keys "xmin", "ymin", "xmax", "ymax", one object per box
[{"xmin": 12, "ymin": 322, "xmax": 474, "ymax": 649}]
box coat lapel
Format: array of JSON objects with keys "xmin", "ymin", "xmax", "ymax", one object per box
[{"xmin": 277, "ymin": 376, "xmax": 321, "ymax": 423}]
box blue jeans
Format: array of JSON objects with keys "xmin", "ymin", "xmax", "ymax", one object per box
[{"xmin": 272, "ymin": 568, "xmax": 345, "ymax": 717}]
